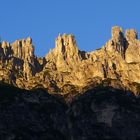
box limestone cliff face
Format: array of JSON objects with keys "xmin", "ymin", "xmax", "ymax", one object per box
[
  {"xmin": 0, "ymin": 37, "xmax": 42, "ymax": 84},
  {"xmin": 46, "ymin": 34, "xmax": 81, "ymax": 72},
  {"xmin": 1, "ymin": 26, "xmax": 140, "ymax": 95}
]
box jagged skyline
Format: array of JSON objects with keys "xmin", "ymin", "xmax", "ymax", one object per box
[
  {"xmin": 0, "ymin": 0, "xmax": 140, "ymax": 57},
  {"xmin": 1, "ymin": 1, "xmax": 140, "ymax": 139},
  {"xmin": 1, "ymin": 26, "xmax": 140, "ymax": 95}
]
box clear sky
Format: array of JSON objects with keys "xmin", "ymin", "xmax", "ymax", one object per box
[{"xmin": 0, "ymin": 0, "xmax": 140, "ymax": 56}]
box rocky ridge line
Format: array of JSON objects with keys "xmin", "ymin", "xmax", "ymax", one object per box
[{"xmin": 0, "ymin": 26, "xmax": 140, "ymax": 95}]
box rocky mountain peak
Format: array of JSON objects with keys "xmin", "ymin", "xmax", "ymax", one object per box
[
  {"xmin": 26, "ymin": 37, "xmax": 32, "ymax": 45},
  {"xmin": 55, "ymin": 34, "xmax": 79, "ymax": 58},
  {"xmin": 11, "ymin": 37, "xmax": 34, "ymax": 60},
  {"xmin": 112, "ymin": 26, "xmax": 124, "ymax": 42},
  {"xmin": 1, "ymin": 26, "xmax": 140, "ymax": 95},
  {"xmin": 105, "ymin": 26, "xmax": 126, "ymax": 58},
  {"xmin": 1, "ymin": 41, "xmax": 10, "ymax": 48},
  {"xmin": 46, "ymin": 34, "xmax": 81, "ymax": 71},
  {"xmin": 126, "ymin": 29, "xmax": 138, "ymax": 42}
]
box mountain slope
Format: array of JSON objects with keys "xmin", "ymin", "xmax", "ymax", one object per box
[{"xmin": 0, "ymin": 83, "xmax": 140, "ymax": 139}]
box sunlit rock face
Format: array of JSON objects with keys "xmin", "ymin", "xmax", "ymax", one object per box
[
  {"xmin": 46, "ymin": 34, "xmax": 81, "ymax": 72},
  {"xmin": 111, "ymin": 26, "xmax": 126, "ymax": 56},
  {"xmin": 0, "ymin": 37, "xmax": 41, "ymax": 85},
  {"xmin": 125, "ymin": 29, "xmax": 140, "ymax": 63},
  {"xmin": 1, "ymin": 26, "xmax": 140, "ymax": 95},
  {"xmin": 11, "ymin": 37, "xmax": 36, "ymax": 80}
]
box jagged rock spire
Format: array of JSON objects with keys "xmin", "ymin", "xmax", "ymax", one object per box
[
  {"xmin": 125, "ymin": 29, "xmax": 140, "ymax": 63},
  {"xmin": 105, "ymin": 26, "xmax": 126, "ymax": 58},
  {"xmin": 126, "ymin": 29, "xmax": 138, "ymax": 42},
  {"xmin": 112, "ymin": 26, "xmax": 124, "ymax": 42},
  {"xmin": 46, "ymin": 34, "xmax": 81, "ymax": 71}
]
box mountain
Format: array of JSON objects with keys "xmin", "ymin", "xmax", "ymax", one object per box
[
  {"xmin": 1, "ymin": 26, "xmax": 140, "ymax": 139},
  {"xmin": 1, "ymin": 26, "xmax": 140, "ymax": 95}
]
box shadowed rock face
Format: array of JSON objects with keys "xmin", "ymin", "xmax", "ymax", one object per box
[
  {"xmin": 1, "ymin": 83, "xmax": 140, "ymax": 140},
  {"xmin": 0, "ymin": 83, "xmax": 68, "ymax": 140},
  {"xmin": 1, "ymin": 26, "xmax": 140, "ymax": 95}
]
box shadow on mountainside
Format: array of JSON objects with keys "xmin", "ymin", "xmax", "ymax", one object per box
[
  {"xmin": 68, "ymin": 86, "xmax": 140, "ymax": 140},
  {"xmin": 0, "ymin": 83, "xmax": 140, "ymax": 139},
  {"xmin": 0, "ymin": 82, "xmax": 68, "ymax": 140}
]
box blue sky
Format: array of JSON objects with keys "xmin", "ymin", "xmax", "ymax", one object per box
[{"xmin": 0, "ymin": 0, "xmax": 140, "ymax": 56}]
